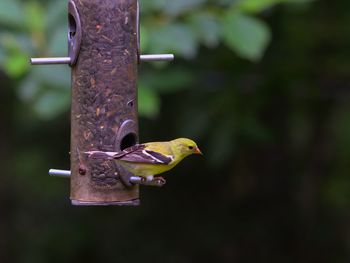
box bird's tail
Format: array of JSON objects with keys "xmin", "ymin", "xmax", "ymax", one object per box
[{"xmin": 84, "ymin": 151, "xmax": 117, "ymax": 160}]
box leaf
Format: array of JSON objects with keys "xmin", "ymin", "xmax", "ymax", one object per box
[
  {"xmin": 48, "ymin": 26, "xmax": 69, "ymax": 56},
  {"xmin": 140, "ymin": 25, "xmax": 149, "ymax": 52},
  {"xmin": 17, "ymin": 66, "xmax": 70, "ymax": 118},
  {"xmin": 236, "ymin": 0, "xmax": 316, "ymax": 13},
  {"xmin": 148, "ymin": 23, "xmax": 198, "ymax": 59},
  {"xmin": 207, "ymin": 0, "xmax": 236, "ymax": 5},
  {"xmin": 235, "ymin": 0, "xmax": 283, "ymax": 13},
  {"xmin": 140, "ymin": 68, "xmax": 194, "ymax": 94},
  {"xmin": 138, "ymin": 86, "xmax": 161, "ymax": 118},
  {"xmin": 161, "ymin": 0, "xmax": 206, "ymax": 16},
  {"xmin": 4, "ymin": 52, "xmax": 29, "ymax": 77},
  {"xmin": 0, "ymin": 0, "xmax": 25, "ymax": 27},
  {"xmin": 18, "ymin": 73, "xmax": 41, "ymax": 101},
  {"xmin": 25, "ymin": 1, "xmax": 45, "ymax": 33},
  {"xmin": 0, "ymin": 32, "xmax": 34, "ymax": 53},
  {"xmin": 149, "ymin": 0, "xmax": 206, "ymax": 16},
  {"xmin": 32, "ymin": 66, "xmax": 70, "ymax": 88},
  {"xmin": 34, "ymin": 89, "xmax": 70, "ymax": 119},
  {"xmin": 222, "ymin": 12, "xmax": 271, "ymax": 61},
  {"xmin": 45, "ymin": 0, "xmax": 67, "ymax": 31},
  {"xmin": 188, "ymin": 12, "xmax": 221, "ymax": 48}
]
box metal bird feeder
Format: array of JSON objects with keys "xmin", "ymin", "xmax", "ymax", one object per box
[{"xmin": 31, "ymin": 0, "xmax": 174, "ymax": 206}]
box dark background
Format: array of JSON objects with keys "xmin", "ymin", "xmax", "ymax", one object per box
[{"xmin": 1, "ymin": 0, "xmax": 350, "ymax": 262}]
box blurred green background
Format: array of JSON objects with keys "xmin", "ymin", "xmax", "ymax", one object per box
[{"xmin": 1, "ymin": 0, "xmax": 350, "ymax": 262}]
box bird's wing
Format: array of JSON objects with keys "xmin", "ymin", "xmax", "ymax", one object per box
[{"xmin": 114, "ymin": 144, "xmax": 173, "ymax": 164}]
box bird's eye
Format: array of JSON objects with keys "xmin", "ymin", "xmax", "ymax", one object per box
[{"xmin": 188, "ymin": 146, "xmax": 194, "ymax": 150}]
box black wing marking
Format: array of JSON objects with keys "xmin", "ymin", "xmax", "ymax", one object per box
[
  {"xmin": 113, "ymin": 144, "xmax": 146, "ymax": 158},
  {"xmin": 113, "ymin": 144, "xmax": 172, "ymax": 164},
  {"xmin": 145, "ymin": 150, "xmax": 172, "ymax": 164}
]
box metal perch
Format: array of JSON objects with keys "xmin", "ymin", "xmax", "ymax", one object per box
[{"xmin": 49, "ymin": 169, "xmax": 165, "ymax": 187}]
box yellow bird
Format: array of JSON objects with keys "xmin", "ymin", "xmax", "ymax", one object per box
[{"xmin": 86, "ymin": 138, "xmax": 202, "ymax": 182}]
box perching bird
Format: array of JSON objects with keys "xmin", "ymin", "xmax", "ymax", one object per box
[{"xmin": 86, "ymin": 138, "xmax": 202, "ymax": 182}]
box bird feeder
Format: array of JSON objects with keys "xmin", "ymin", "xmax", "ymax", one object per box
[{"xmin": 31, "ymin": 0, "xmax": 174, "ymax": 206}]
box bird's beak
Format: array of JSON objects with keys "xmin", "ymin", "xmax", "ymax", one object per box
[{"xmin": 195, "ymin": 147, "xmax": 203, "ymax": 155}]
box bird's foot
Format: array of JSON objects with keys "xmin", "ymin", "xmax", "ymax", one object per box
[
  {"xmin": 138, "ymin": 176, "xmax": 148, "ymax": 184},
  {"xmin": 129, "ymin": 176, "xmax": 166, "ymax": 187},
  {"xmin": 153, "ymin": 176, "xmax": 166, "ymax": 186},
  {"xmin": 129, "ymin": 176, "xmax": 149, "ymax": 184}
]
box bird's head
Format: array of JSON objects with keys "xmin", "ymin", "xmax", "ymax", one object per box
[{"xmin": 171, "ymin": 138, "xmax": 203, "ymax": 157}]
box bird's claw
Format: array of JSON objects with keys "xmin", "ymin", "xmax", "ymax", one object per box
[
  {"xmin": 129, "ymin": 176, "xmax": 166, "ymax": 187},
  {"xmin": 154, "ymin": 176, "xmax": 166, "ymax": 186},
  {"xmin": 140, "ymin": 177, "xmax": 147, "ymax": 183}
]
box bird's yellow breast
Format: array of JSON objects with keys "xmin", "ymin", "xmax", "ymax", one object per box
[{"xmin": 118, "ymin": 161, "xmax": 176, "ymax": 177}]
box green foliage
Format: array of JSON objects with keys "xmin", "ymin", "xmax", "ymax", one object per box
[
  {"xmin": 4, "ymin": 49, "xmax": 29, "ymax": 77},
  {"xmin": 4, "ymin": 1, "xmax": 350, "ymax": 262},
  {"xmin": 235, "ymin": 0, "xmax": 315, "ymax": 12},
  {"xmin": 222, "ymin": 12, "xmax": 271, "ymax": 61},
  {"xmin": 138, "ymin": 86, "xmax": 160, "ymax": 118},
  {"xmin": 0, "ymin": 0, "xmax": 312, "ymax": 119},
  {"xmin": 0, "ymin": 0, "xmax": 24, "ymax": 26}
]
